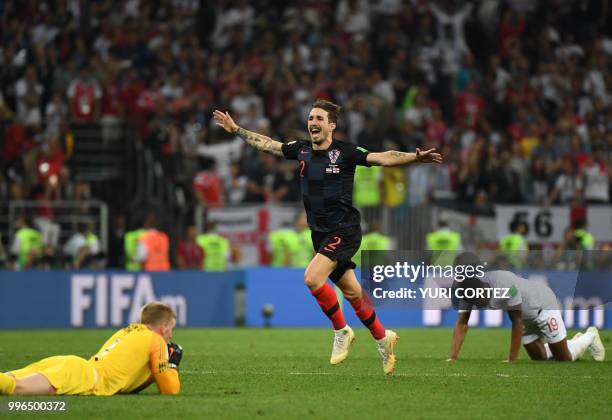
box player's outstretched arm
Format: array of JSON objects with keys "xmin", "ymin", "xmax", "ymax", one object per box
[
  {"xmin": 366, "ymin": 148, "xmax": 443, "ymax": 167},
  {"xmin": 447, "ymin": 311, "xmax": 471, "ymax": 361},
  {"xmin": 212, "ymin": 110, "xmax": 283, "ymax": 157},
  {"xmin": 506, "ymin": 310, "xmax": 523, "ymax": 362}
]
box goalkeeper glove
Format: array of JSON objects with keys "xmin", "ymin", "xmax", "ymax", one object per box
[{"xmin": 167, "ymin": 342, "xmax": 183, "ymax": 370}]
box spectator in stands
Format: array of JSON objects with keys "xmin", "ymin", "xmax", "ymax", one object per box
[
  {"xmin": 555, "ymin": 226, "xmax": 583, "ymax": 270},
  {"xmin": 44, "ymin": 93, "xmax": 69, "ymax": 137},
  {"xmin": 63, "ymin": 222, "xmax": 101, "ymax": 269},
  {"xmin": 67, "ymin": 65, "xmax": 102, "ymax": 122},
  {"xmin": 137, "ymin": 214, "xmax": 170, "ymax": 272},
  {"xmin": 196, "ymin": 130, "xmax": 243, "ymax": 182},
  {"xmin": 230, "ymin": 83, "xmax": 263, "ymax": 123},
  {"xmin": 160, "ymin": 71, "xmax": 184, "ymax": 103},
  {"xmin": 193, "ymin": 158, "xmax": 223, "ymax": 209},
  {"xmin": 549, "ymin": 159, "xmax": 584, "ymax": 204},
  {"xmin": 336, "ymin": 0, "xmax": 371, "ymax": 40},
  {"xmin": 10, "ymin": 215, "xmax": 43, "ymax": 270},
  {"xmin": 100, "ymin": 60, "xmax": 124, "ymax": 142},
  {"xmin": 581, "ymin": 149, "xmax": 610, "ymax": 203},
  {"xmin": 227, "ymin": 163, "xmax": 248, "ymax": 204},
  {"xmin": 176, "ymin": 224, "xmax": 204, "ymax": 270},
  {"xmin": 244, "ymin": 153, "xmax": 289, "ymax": 203},
  {"xmin": 526, "ymin": 157, "xmax": 551, "ymax": 205},
  {"xmin": 197, "ymin": 222, "xmax": 231, "ymax": 272},
  {"xmin": 14, "ymin": 66, "xmax": 43, "ymax": 126}
]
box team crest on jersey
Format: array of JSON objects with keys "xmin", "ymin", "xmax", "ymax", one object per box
[{"xmin": 328, "ymin": 149, "xmax": 340, "ymax": 163}]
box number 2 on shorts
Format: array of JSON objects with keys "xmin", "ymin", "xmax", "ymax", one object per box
[{"xmin": 324, "ymin": 236, "xmax": 342, "ymax": 252}]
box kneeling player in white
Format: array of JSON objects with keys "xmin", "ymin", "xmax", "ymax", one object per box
[{"xmin": 448, "ymin": 270, "xmax": 605, "ymax": 362}]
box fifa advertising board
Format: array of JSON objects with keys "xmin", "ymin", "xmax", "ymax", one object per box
[{"xmin": 0, "ymin": 271, "xmax": 240, "ymax": 328}]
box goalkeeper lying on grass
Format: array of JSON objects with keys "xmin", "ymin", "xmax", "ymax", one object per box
[
  {"xmin": 448, "ymin": 258, "xmax": 605, "ymax": 363},
  {"xmin": 0, "ymin": 302, "xmax": 182, "ymax": 396}
]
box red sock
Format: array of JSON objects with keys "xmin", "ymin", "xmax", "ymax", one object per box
[
  {"xmin": 311, "ymin": 283, "xmax": 346, "ymax": 330},
  {"xmin": 350, "ymin": 296, "xmax": 386, "ymax": 340}
]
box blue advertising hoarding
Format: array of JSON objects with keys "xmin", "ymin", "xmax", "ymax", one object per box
[
  {"xmin": 0, "ymin": 271, "xmax": 241, "ymax": 328},
  {"xmin": 0, "ymin": 269, "xmax": 609, "ymax": 329},
  {"xmin": 245, "ymin": 269, "xmax": 612, "ymax": 329}
]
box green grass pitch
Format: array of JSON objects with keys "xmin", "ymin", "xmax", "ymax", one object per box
[{"xmin": 0, "ymin": 328, "xmax": 610, "ymax": 419}]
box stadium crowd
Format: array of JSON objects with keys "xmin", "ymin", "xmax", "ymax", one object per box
[{"xmin": 1, "ymin": 0, "xmax": 611, "ymax": 269}]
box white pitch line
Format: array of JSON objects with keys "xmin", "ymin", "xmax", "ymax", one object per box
[{"xmin": 180, "ymin": 370, "xmax": 595, "ymax": 379}]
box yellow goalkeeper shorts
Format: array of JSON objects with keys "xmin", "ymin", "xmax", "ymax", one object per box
[{"xmin": 9, "ymin": 355, "xmax": 97, "ymax": 395}]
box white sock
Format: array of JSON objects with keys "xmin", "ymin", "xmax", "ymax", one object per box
[{"xmin": 567, "ymin": 331, "xmax": 595, "ymax": 361}]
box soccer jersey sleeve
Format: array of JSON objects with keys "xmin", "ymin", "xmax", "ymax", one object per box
[
  {"xmin": 506, "ymin": 284, "xmax": 522, "ymax": 308},
  {"xmin": 343, "ymin": 144, "xmax": 371, "ymax": 166},
  {"xmin": 281, "ymin": 140, "xmax": 301, "ymax": 160},
  {"xmin": 149, "ymin": 333, "xmax": 180, "ymax": 395},
  {"xmin": 485, "ymin": 271, "xmax": 523, "ymax": 310}
]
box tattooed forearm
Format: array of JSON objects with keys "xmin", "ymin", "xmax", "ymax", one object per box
[
  {"xmin": 236, "ymin": 127, "xmax": 283, "ymax": 156},
  {"xmin": 385, "ymin": 151, "xmax": 417, "ymax": 165}
]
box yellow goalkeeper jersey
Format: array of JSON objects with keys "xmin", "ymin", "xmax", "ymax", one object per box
[{"xmin": 89, "ymin": 323, "xmax": 180, "ymax": 396}]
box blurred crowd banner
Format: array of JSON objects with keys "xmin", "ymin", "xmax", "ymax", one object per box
[
  {"xmin": 0, "ymin": 271, "xmax": 241, "ymax": 328},
  {"xmin": 436, "ymin": 205, "xmax": 612, "ymax": 247},
  {"xmin": 196, "ymin": 204, "xmax": 300, "ymax": 266},
  {"xmin": 194, "ymin": 205, "xmax": 612, "ymax": 267},
  {"xmin": 495, "ymin": 205, "xmax": 612, "ymax": 243}
]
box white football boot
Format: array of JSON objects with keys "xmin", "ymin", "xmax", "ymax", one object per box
[
  {"xmin": 376, "ymin": 330, "xmax": 399, "ymax": 375},
  {"xmin": 587, "ymin": 327, "xmax": 605, "ymax": 362},
  {"xmin": 330, "ymin": 325, "xmax": 355, "ymax": 365}
]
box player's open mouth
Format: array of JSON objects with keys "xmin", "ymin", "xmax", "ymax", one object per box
[{"xmin": 310, "ymin": 128, "xmax": 321, "ymax": 134}]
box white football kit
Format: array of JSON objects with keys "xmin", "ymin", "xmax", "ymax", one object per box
[{"xmin": 458, "ymin": 270, "xmax": 566, "ymax": 344}]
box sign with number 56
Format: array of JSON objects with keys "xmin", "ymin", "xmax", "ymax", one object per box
[{"xmin": 495, "ymin": 205, "xmax": 570, "ymax": 243}]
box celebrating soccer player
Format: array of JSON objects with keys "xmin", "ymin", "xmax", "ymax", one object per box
[
  {"xmin": 213, "ymin": 100, "xmax": 442, "ymax": 375},
  {"xmin": 447, "ymin": 265, "xmax": 605, "ymax": 363},
  {"xmin": 0, "ymin": 302, "xmax": 183, "ymax": 396}
]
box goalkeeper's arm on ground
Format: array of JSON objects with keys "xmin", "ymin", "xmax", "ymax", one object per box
[{"xmin": 149, "ymin": 337, "xmax": 182, "ymax": 395}]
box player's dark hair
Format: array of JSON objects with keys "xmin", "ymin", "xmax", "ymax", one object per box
[
  {"xmin": 311, "ymin": 99, "xmax": 342, "ymax": 124},
  {"xmin": 141, "ymin": 301, "xmax": 176, "ymax": 325}
]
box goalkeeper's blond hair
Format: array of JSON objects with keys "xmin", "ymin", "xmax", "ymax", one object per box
[{"xmin": 140, "ymin": 301, "xmax": 176, "ymax": 325}]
